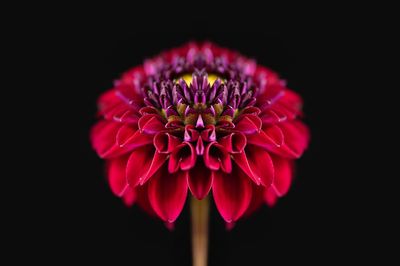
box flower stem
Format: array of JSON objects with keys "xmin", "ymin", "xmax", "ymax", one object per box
[{"xmin": 191, "ymin": 195, "xmax": 209, "ymax": 266}]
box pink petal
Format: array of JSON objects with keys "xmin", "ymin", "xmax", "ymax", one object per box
[
  {"xmin": 107, "ymin": 156, "xmax": 130, "ymax": 197},
  {"xmin": 204, "ymin": 143, "xmax": 232, "ymax": 173},
  {"xmin": 91, "ymin": 121, "xmax": 128, "ymax": 159},
  {"xmin": 135, "ymin": 183, "xmax": 157, "ymax": 217},
  {"xmin": 187, "ymin": 160, "xmax": 213, "ymax": 200},
  {"xmin": 218, "ymin": 132, "xmax": 247, "ymax": 153},
  {"xmin": 212, "ymin": 166, "xmax": 253, "ymax": 223},
  {"xmin": 148, "ymin": 166, "xmax": 188, "ymax": 222},
  {"xmin": 122, "ymin": 186, "xmax": 136, "ymax": 206},
  {"xmin": 138, "ymin": 114, "xmax": 165, "ymax": 134},
  {"xmin": 126, "ymin": 145, "xmax": 167, "ymax": 186},
  {"xmin": 264, "ymin": 187, "xmax": 278, "ymax": 207},
  {"xmin": 168, "ymin": 142, "xmax": 196, "ymax": 173},
  {"xmin": 231, "ymin": 152, "xmax": 260, "ymax": 185},
  {"xmin": 271, "ymin": 156, "xmax": 293, "ymax": 196},
  {"xmin": 245, "ymin": 145, "xmax": 274, "ymax": 187},
  {"xmin": 153, "ymin": 132, "xmax": 181, "ymax": 153},
  {"xmin": 243, "ymin": 184, "xmax": 265, "ymax": 218},
  {"xmin": 246, "ymin": 125, "xmax": 284, "ymax": 151},
  {"xmin": 234, "ymin": 115, "xmax": 262, "ymax": 134},
  {"xmin": 278, "ymin": 121, "xmax": 310, "ymax": 158},
  {"xmin": 116, "ymin": 124, "xmax": 153, "ymax": 149}
]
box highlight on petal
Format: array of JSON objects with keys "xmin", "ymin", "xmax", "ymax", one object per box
[
  {"xmin": 148, "ymin": 165, "xmax": 188, "ymax": 222},
  {"xmin": 212, "ymin": 165, "xmax": 253, "ymax": 223}
]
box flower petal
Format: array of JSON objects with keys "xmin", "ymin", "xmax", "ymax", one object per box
[
  {"xmin": 116, "ymin": 124, "xmax": 153, "ymax": 149},
  {"xmin": 234, "ymin": 115, "xmax": 262, "ymax": 134},
  {"xmin": 246, "ymin": 125, "xmax": 284, "ymax": 151},
  {"xmin": 168, "ymin": 142, "xmax": 196, "ymax": 173},
  {"xmin": 91, "ymin": 121, "xmax": 128, "ymax": 159},
  {"xmin": 107, "ymin": 156, "xmax": 130, "ymax": 197},
  {"xmin": 212, "ymin": 166, "xmax": 252, "ymax": 223},
  {"xmin": 153, "ymin": 132, "xmax": 181, "ymax": 153},
  {"xmin": 218, "ymin": 132, "xmax": 247, "ymax": 153},
  {"xmin": 187, "ymin": 159, "xmax": 213, "ymax": 200},
  {"xmin": 231, "ymin": 152, "xmax": 259, "ymax": 185},
  {"xmin": 271, "ymin": 156, "xmax": 293, "ymax": 196},
  {"xmin": 126, "ymin": 145, "xmax": 167, "ymax": 186},
  {"xmin": 138, "ymin": 114, "xmax": 165, "ymax": 134},
  {"xmin": 264, "ymin": 187, "xmax": 278, "ymax": 207},
  {"xmin": 148, "ymin": 166, "xmax": 188, "ymax": 222},
  {"xmin": 245, "ymin": 145, "xmax": 274, "ymax": 187}
]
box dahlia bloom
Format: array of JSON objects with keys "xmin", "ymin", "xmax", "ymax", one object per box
[{"xmin": 91, "ymin": 42, "xmax": 309, "ymax": 224}]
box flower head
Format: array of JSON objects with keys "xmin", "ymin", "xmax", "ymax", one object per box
[{"xmin": 91, "ymin": 42, "xmax": 310, "ymax": 223}]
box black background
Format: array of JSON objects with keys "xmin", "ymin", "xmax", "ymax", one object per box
[{"xmin": 13, "ymin": 7, "xmax": 392, "ymax": 265}]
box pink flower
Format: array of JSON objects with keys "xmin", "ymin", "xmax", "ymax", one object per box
[{"xmin": 91, "ymin": 42, "xmax": 310, "ymax": 224}]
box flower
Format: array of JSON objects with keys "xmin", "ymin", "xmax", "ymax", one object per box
[{"xmin": 91, "ymin": 42, "xmax": 310, "ymax": 224}]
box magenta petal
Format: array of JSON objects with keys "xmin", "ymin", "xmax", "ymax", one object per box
[
  {"xmin": 264, "ymin": 187, "xmax": 278, "ymax": 207},
  {"xmin": 271, "ymin": 156, "xmax": 293, "ymax": 196},
  {"xmin": 203, "ymin": 142, "xmax": 221, "ymax": 171},
  {"xmin": 235, "ymin": 114, "xmax": 262, "ymax": 134},
  {"xmin": 212, "ymin": 166, "xmax": 252, "ymax": 223},
  {"xmin": 138, "ymin": 115, "xmax": 165, "ymax": 134},
  {"xmin": 122, "ymin": 187, "xmax": 136, "ymax": 206},
  {"xmin": 91, "ymin": 121, "xmax": 128, "ymax": 159},
  {"xmin": 180, "ymin": 143, "xmax": 197, "ymax": 170},
  {"xmin": 231, "ymin": 152, "xmax": 260, "ymax": 185},
  {"xmin": 148, "ymin": 166, "xmax": 188, "ymax": 222},
  {"xmin": 139, "ymin": 151, "xmax": 168, "ymax": 185},
  {"xmin": 188, "ymin": 160, "xmax": 213, "ymax": 200},
  {"xmin": 245, "ymin": 145, "xmax": 274, "ymax": 187},
  {"xmin": 153, "ymin": 132, "xmax": 181, "ymax": 153},
  {"xmin": 126, "ymin": 145, "xmax": 159, "ymax": 186},
  {"xmin": 246, "ymin": 125, "xmax": 284, "ymax": 151},
  {"xmin": 278, "ymin": 121, "xmax": 310, "ymax": 158},
  {"xmin": 168, "ymin": 143, "xmax": 196, "ymax": 172},
  {"xmin": 116, "ymin": 124, "xmax": 153, "ymax": 150},
  {"xmin": 107, "ymin": 156, "xmax": 130, "ymax": 197},
  {"xmin": 218, "ymin": 132, "xmax": 247, "ymax": 153}
]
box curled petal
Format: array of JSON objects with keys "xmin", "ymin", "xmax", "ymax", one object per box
[
  {"xmin": 148, "ymin": 165, "xmax": 188, "ymax": 222},
  {"xmin": 187, "ymin": 159, "xmax": 213, "ymax": 200},
  {"xmin": 218, "ymin": 132, "xmax": 247, "ymax": 153},
  {"xmin": 168, "ymin": 142, "xmax": 197, "ymax": 172},
  {"xmin": 212, "ymin": 166, "xmax": 252, "ymax": 223},
  {"xmin": 153, "ymin": 132, "xmax": 181, "ymax": 153},
  {"xmin": 204, "ymin": 143, "xmax": 232, "ymax": 173}
]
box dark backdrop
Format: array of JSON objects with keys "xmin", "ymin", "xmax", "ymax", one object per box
[{"xmin": 19, "ymin": 10, "xmax": 388, "ymax": 265}]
